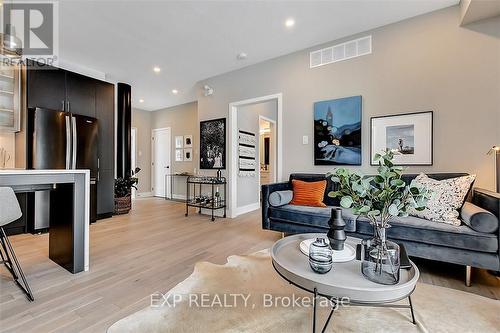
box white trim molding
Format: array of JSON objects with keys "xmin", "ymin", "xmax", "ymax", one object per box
[
  {"xmin": 228, "ymin": 93, "xmax": 283, "ymax": 218},
  {"xmin": 234, "ymin": 202, "xmax": 261, "ymax": 216},
  {"xmin": 136, "ymin": 192, "xmax": 153, "ymax": 198}
]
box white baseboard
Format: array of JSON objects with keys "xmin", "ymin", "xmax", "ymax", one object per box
[
  {"xmin": 172, "ymin": 194, "xmax": 187, "ymax": 200},
  {"xmin": 136, "ymin": 192, "xmax": 153, "ymax": 198},
  {"xmin": 234, "ymin": 202, "xmax": 260, "ymax": 217}
]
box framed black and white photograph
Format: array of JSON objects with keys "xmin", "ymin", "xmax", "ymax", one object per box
[
  {"xmin": 184, "ymin": 148, "xmax": 193, "ymax": 162},
  {"xmin": 175, "ymin": 136, "xmax": 183, "ymax": 149},
  {"xmin": 184, "ymin": 135, "xmax": 193, "ymax": 148},
  {"xmin": 371, "ymin": 111, "xmax": 433, "ymax": 165},
  {"xmin": 175, "ymin": 149, "xmax": 183, "ymax": 162},
  {"xmin": 200, "ymin": 118, "xmax": 226, "ymax": 169}
]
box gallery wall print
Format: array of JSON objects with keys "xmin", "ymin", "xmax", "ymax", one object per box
[
  {"xmin": 314, "ymin": 95, "xmax": 362, "ymax": 165},
  {"xmin": 184, "ymin": 135, "xmax": 193, "ymax": 148},
  {"xmin": 370, "ymin": 111, "xmax": 433, "ymax": 166},
  {"xmin": 175, "ymin": 149, "xmax": 183, "ymax": 162},
  {"xmin": 175, "ymin": 136, "xmax": 183, "ymax": 149},
  {"xmin": 200, "ymin": 118, "xmax": 226, "ymax": 169},
  {"xmin": 238, "ymin": 130, "xmax": 256, "ymax": 177},
  {"xmin": 184, "ymin": 148, "xmax": 193, "ymax": 162}
]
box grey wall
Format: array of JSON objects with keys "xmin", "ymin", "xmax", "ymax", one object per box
[
  {"xmin": 132, "ymin": 102, "xmax": 199, "ymax": 196},
  {"xmin": 197, "ymin": 6, "xmax": 500, "ymax": 195},
  {"xmin": 236, "ymin": 100, "xmax": 277, "ymax": 208},
  {"xmin": 131, "ymin": 108, "xmax": 152, "ymax": 193}
]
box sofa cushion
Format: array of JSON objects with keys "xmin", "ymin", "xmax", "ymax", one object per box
[
  {"xmin": 461, "ymin": 202, "xmax": 499, "ymax": 233},
  {"xmin": 409, "ymin": 173, "xmax": 476, "ymax": 226},
  {"xmin": 269, "ymin": 190, "xmax": 293, "ymax": 207},
  {"xmin": 289, "ymin": 174, "xmax": 340, "ymax": 206},
  {"xmin": 269, "ymin": 205, "xmax": 356, "ymax": 232},
  {"xmin": 290, "ymin": 179, "xmax": 327, "ymax": 207},
  {"xmin": 355, "ymin": 215, "xmax": 498, "ymax": 253}
]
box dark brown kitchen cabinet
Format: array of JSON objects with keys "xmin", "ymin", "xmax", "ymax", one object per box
[
  {"xmin": 97, "ymin": 169, "xmax": 114, "ymax": 217},
  {"xmin": 26, "ymin": 60, "xmax": 116, "ymax": 219},
  {"xmin": 95, "ymin": 80, "xmax": 115, "ymax": 171},
  {"xmin": 26, "ymin": 62, "xmax": 66, "ymax": 111},
  {"xmin": 66, "ymin": 72, "xmax": 96, "ymax": 118}
]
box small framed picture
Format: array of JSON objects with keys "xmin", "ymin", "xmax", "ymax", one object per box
[
  {"xmin": 175, "ymin": 149, "xmax": 183, "ymax": 162},
  {"xmin": 184, "ymin": 135, "xmax": 193, "ymax": 148},
  {"xmin": 184, "ymin": 148, "xmax": 193, "ymax": 161},
  {"xmin": 175, "ymin": 136, "xmax": 183, "ymax": 149},
  {"xmin": 370, "ymin": 111, "xmax": 433, "ymax": 165}
]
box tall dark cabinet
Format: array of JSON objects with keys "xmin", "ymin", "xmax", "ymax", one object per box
[{"xmin": 26, "ymin": 60, "xmax": 116, "ymax": 220}]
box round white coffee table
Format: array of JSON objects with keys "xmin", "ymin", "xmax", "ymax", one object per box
[{"xmin": 271, "ymin": 233, "xmax": 419, "ymax": 333}]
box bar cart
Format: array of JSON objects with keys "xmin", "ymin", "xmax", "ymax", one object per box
[{"xmin": 185, "ymin": 175, "xmax": 226, "ymax": 221}]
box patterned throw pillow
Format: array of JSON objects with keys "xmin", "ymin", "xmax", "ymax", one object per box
[{"xmin": 409, "ymin": 173, "xmax": 476, "ymax": 226}]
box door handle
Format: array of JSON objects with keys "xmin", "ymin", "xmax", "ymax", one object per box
[
  {"xmin": 65, "ymin": 115, "xmax": 71, "ymax": 169},
  {"xmin": 71, "ymin": 116, "xmax": 77, "ymax": 169}
]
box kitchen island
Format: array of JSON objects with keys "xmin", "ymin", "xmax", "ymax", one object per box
[{"xmin": 0, "ymin": 169, "xmax": 90, "ymax": 273}]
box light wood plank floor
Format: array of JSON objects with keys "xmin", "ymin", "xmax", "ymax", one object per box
[{"xmin": 1, "ymin": 198, "xmax": 499, "ymax": 332}]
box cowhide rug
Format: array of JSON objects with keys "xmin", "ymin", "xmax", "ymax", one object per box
[{"xmin": 108, "ymin": 251, "xmax": 500, "ymax": 332}]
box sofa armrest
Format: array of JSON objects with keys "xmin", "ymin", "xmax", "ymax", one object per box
[
  {"xmin": 472, "ymin": 188, "xmax": 500, "ymax": 218},
  {"xmin": 262, "ymin": 182, "xmax": 292, "ymax": 230}
]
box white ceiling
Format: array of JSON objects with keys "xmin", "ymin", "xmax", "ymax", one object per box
[{"xmin": 59, "ymin": 0, "xmax": 459, "ymax": 111}]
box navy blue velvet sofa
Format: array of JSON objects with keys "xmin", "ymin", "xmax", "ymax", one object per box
[{"xmin": 262, "ymin": 173, "xmax": 500, "ymax": 283}]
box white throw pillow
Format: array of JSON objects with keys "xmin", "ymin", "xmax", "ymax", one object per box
[{"xmin": 409, "ymin": 173, "xmax": 476, "ymax": 226}]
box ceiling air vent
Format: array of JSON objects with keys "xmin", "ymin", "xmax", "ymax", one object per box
[{"xmin": 310, "ymin": 35, "xmax": 372, "ymax": 68}]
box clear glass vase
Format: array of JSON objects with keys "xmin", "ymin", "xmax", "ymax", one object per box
[
  {"xmin": 309, "ymin": 238, "xmax": 333, "ymax": 274},
  {"xmin": 361, "ymin": 227, "xmax": 400, "ymax": 285}
]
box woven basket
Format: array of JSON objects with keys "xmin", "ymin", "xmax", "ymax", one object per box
[{"xmin": 115, "ymin": 196, "xmax": 131, "ymax": 215}]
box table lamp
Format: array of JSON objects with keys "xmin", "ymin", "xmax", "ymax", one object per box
[{"xmin": 487, "ymin": 146, "xmax": 500, "ymax": 192}]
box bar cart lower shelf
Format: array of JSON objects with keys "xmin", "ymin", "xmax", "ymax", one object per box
[{"xmin": 185, "ymin": 175, "xmax": 227, "ymax": 221}]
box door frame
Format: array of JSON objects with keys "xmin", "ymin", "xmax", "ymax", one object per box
[
  {"xmin": 258, "ymin": 115, "xmax": 277, "ymax": 192},
  {"xmin": 131, "ymin": 127, "xmax": 137, "ymax": 199},
  {"xmin": 151, "ymin": 127, "xmax": 172, "ymax": 198},
  {"xmin": 228, "ymin": 93, "xmax": 283, "ymax": 218}
]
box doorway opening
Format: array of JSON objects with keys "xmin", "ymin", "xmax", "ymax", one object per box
[
  {"xmin": 151, "ymin": 127, "xmax": 171, "ymax": 198},
  {"xmin": 228, "ymin": 93, "xmax": 282, "ymax": 218},
  {"xmin": 259, "ymin": 116, "xmax": 276, "ymax": 194}
]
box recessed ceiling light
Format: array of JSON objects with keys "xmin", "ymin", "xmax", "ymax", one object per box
[
  {"xmin": 172, "ymin": 89, "xmax": 178, "ymax": 94},
  {"xmin": 285, "ymin": 18, "xmax": 295, "ymax": 28},
  {"xmin": 153, "ymin": 66, "xmax": 161, "ymax": 73},
  {"xmin": 139, "ymin": 99, "xmax": 144, "ymax": 103}
]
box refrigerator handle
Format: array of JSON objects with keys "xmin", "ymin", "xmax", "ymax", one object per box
[
  {"xmin": 66, "ymin": 100, "xmax": 70, "ymax": 112},
  {"xmin": 65, "ymin": 115, "xmax": 71, "ymax": 169},
  {"xmin": 61, "ymin": 100, "xmax": 65, "ymax": 111},
  {"xmin": 71, "ymin": 116, "xmax": 77, "ymax": 169}
]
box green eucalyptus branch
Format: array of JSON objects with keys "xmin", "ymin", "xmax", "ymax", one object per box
[{"xmin": 328, "ymin": 149, "xmax": 431, "ymax": 229}]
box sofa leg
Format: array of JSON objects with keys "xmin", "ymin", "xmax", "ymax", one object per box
[{"xmin": 465, "ymin": 266, "xmax": 472, "ymax": 287}]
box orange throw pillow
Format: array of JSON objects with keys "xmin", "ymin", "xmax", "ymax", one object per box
[{"xmin": 290, "ymin": 179, "xmax": 327, "ymax": 207}]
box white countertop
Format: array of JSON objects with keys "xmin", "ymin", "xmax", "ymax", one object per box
[{"xmin": 0, "ymin": 169, "xmax": 90, "ymax": 175}]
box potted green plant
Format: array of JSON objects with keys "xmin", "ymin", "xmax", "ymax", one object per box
[
  {"xmin": 328, "ymin": 150, "xmax": 431, "ymax": 284},
  {"xmin": 114, "ymin": 167, "xmax": 141, "ymax": 215}
]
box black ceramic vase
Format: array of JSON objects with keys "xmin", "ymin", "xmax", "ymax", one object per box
[{"xmin": 327, "ymin": 208, "xmax": 346, "ymax": 251}]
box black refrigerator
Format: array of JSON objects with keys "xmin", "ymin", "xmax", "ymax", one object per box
[{"xmin": 29, "ymin": 107, "xmax": 99, "ymax": 229}]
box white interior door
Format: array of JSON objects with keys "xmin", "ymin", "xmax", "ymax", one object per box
[{"xmin": 152, "ymin": 128, "xmax": 171, "ymax": 198}]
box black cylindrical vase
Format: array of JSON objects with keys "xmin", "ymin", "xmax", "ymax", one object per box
[{"xmin": 328, "ymin": 208, "xmax": 346, "ymax": 251}]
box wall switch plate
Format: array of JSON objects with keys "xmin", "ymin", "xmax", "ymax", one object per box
[{"xmin": 302, "ymin": 135, "xmax": 309, "ymax": 145}]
